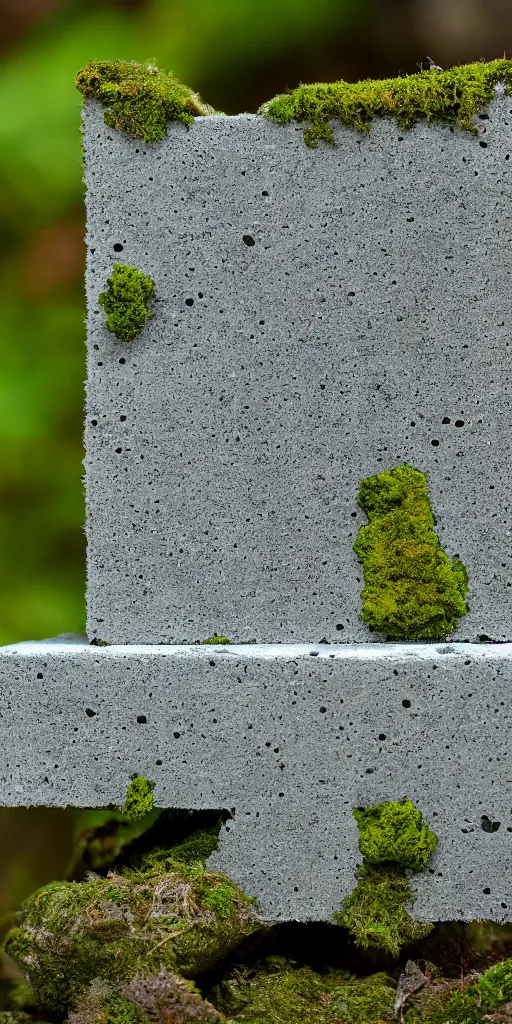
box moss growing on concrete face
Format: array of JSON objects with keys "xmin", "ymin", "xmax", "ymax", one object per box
[
  {"xmin": 353, "ymin": 463, "xmax": 468, "ymax": 641},
  {"xmin": 68, "ymin": 973, "xmax": 222, "ymax": 1024},
  {"xmin": 98, "ymin": 264, "xmax": 155, "ymax": 343},
  {"xmin": 260, "ymin": 59, "xmax": 512, "ymax": 146},
  {"xmin": 5, "ymin": 830, "xmax": 260, "ymax": 1015},
  {"xmin": 76, "ymin": 61, "xmax": 215, "ymax": 143},
  {"xmin": 202, "ymin": 635, "xmax": 231, "ymax": 645},
  {"xmin": 120, "ymin": 776, "xmax": 155, "ymax": 824},
  {"xmin": 334, "ymin": 799, "xmax": 437, "ymax": 957},
  {"xmin": 354, "ymin": 798, "xmax": 438, "ymax": 872}
]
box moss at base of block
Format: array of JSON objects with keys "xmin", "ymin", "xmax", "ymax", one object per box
[{"xmin": 260, "ymin": 59, "xmax": 512, "ymax": 146}]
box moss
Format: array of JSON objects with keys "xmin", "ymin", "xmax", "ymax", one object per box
[
  {"xmin": 334, "ymin": 862, "xmax": 432, "ymax": 958},
  {"xmin": 328, "ymin": 972, "xmax": 396, "ymax": 1023},
  {"xmin": 354, "ymin": 798, "xmax": 438, "ymax": 872},
  {"xmin": 477, "ymin": 958, "xmax": 512, "ymax": 1012},
  {"xmin": 4, "ymin": 835, "xmax": 260, "ymax": 1015},
  {"xmin": 69, "ymin": 974, "xmax": 222, "ymax": 1024},
  {"xmin": 202, "ymin": 635, "xmax": 231, "ymax": 645},
  {"xmin": 260, "ymin": 59, "xmax": 512, "ymax": 146},
  {"xmin": 353, "ymin": 463, "xmax": 468, "ymax": 641},
  {"xmin": 76, "ymin": 61, "xmax": 215, "ymax": 143},
  {"xmin": 98, "ymin": 264, "xmax": 155, "ymax": 343},
  {"xmin": 211, "ymin": 956, "xmax": 331, "ymax": 1023},
  {"xmin": 119, "ymin": 777, "xmax": 155, "ymax": 824},
  {"xmin": 334, "ymin": 799, "xmax": 437, "ymax": 957}
]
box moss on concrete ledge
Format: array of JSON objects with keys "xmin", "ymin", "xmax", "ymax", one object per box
[
  {"xmin": 334, "ymin": 799, "xmax": 437, "ymax": 957},
  {"xmin": 98, "ymin": 264, "xmax": 154, "ymax": 343},
  {"xmin": 353, "ymin": 463, "xmax": 468, "ymax": 641},
  {"xmin": 76, "ymin": 61, "xmax": 215, "ymax": 143},
  {"xmin": 260, "ymin": 58, "xmax": 512, "ymax": 146}
]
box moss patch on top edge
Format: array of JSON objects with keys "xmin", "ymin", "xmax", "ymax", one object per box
[
  {"xmin": 259, "ymin": 58, "xmax": 512, "ymax": 146},
  {"xmin": 353, "ymin": 463, "xmax": 469, "ymax": 642},
  {"xmin": 76, "ymin": 60, "xmax": 217, "ymax": 143}
]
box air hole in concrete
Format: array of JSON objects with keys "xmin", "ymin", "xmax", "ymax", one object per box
[
  {"xmin": 336, "ymin": 624, "xmax": 344, "ymax": 631},
  {"xmin": 379, "ymin": 733, "xmax": 386, "ymax": 740},
  {"xmin": 173, "ymin": 731, "xmax": 180, "ymax": 739},
  {"xmin": 156, "ymin": 759, "xmax": 162, "ymax": 765},
  {"xmin": 36, "ymin": 673, "xmax": 43, "ymax": 680},
  {"xmin": 119, "ymin": 358, "xmax": 126, "ymax": 365},
  {"xmin": 113, "ymin": 243, "xmax": 124, "ymax": 252},
  {"xmin": 402, "ymin": 699, "xmax": 411, "ymax": 708},
  {"xmin": 137, "ymin": 715, "xmax": 147, "ymax": 724},
  {"xmin": 85, "ymin": 708, "xmax": 97, "ymax": 718},
  {"xmin": 481, "ymin": 816, "xmax": 500, "ymax": 833},
  {"xmin": 455, "ymin": 419, "xmax": 464, "ymax": 427},
  {"xmin": 483, "ymin": 887, "xmax": 491, "ymax": 894},
  {"xmin": 480, "ymin": 140, "xmax": 488, "ymax": 148},
  {"xmin": 442, "ymin": 416, "xmax": 451, "ymax": 424},
  {"xmin": 185, "ymin": 298, "xmax": 194, "ymax": 306},
  {"xmin": 431, "ymin": 439, "xmax": 440, "ymax": 446},
  {"xmin": 319, "ymin": 707, "xmax": 327, "ymax": 714},
  {"xmin": 243, "ymin": 235, "xmax": 255, "ymax": 246}
]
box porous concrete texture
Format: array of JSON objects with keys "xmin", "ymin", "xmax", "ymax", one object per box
[
  {"xmin": 83, "ymin": 95, "xmax": 512, "ymax": 644},
  {"xmin": 2, "ymin": 638, "xmax": 512, "ymax": 922}
]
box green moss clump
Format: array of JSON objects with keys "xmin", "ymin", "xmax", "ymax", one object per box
[
  {"xmin": 334, "ymin": 799, "xmax": 437, "ymax": 957},
  {"xmin": 353, "ymin": 463, "xmax": 468, "ymax": 641},
  {"xmin": 328, "ymin": 972, "xmax": 396, "ymax": 1024},
  {"xmin": 260, "ymin": 59, "xmax": 512, "ymax": 146},
  {"xmin": 334, "ymin": 863, "xmax": 432, "ymax": 959},
  {"xmin": 354, "ymin": 798, "xmax": 438, "ymax": 872},
  {"xmin": 76, "ymin": 61, "xmax": 215, "ymax": 143},
  {"xmin": 477, "ymin": 958, "xmax": 512, "ymax": 1012},
  {"xmin": 202, "ymin": 635, "xmax": 231, "ymax": 645},
  {"xmin": 69, "ymin": 974, "xmax": 222, "ymax": 1024},
  {"xmin": 5, "ymin": 829, "xmax": 260, "ymax": 1015},
  {"xmin": 119, "ymin": 776, "xmax": 155, "ymax": 823},
  {"xmin": 211, "ymin": 956, "xmax": 332, "ymax": 1024},
  {"xmin": 98, "ymin": 264, "xmax": 155, "ymax": 343}
]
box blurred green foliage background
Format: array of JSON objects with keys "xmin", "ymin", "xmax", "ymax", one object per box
[{"xmin": 0, "ymin": 0, "xmax": 510, "ymax": 929}]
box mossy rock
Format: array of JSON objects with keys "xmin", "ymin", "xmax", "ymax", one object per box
[
  {"xmin": 76, "ymin": 61, "xmax": 216, "ymax": 143},
  {"xmin": 260, "ymin": 59, "xmax": 512, "ymax": 146},
  {"xmin": 5, "ymin": 832, "xmax": 260, "ymax": 1016},
  {"xmin": 353, "ymin": 463, "xmax": 468, "ymax": 641},
  {"xmin": 212, "ymin": 956, "xmax": 338, "ymax": 1024}
]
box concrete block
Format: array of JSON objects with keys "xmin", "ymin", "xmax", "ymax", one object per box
[
  {"xmin": 1, "ymin": 638, "xmax": 512, "ymax": 922},
  {"xmin": 83, "ymin": 94, "xmax": 512, "ymax": 644}
]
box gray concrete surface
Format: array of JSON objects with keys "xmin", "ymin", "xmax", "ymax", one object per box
[
  {"xmin": 83, "ymin": 95, "xmax": 512, "ymax": 644},
  {"xmin": 2, "ymin": 638, "xmax": 512, "ymax": 922}
]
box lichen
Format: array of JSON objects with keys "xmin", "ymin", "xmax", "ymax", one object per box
[
  {"xmin": 202, "ymin": 635, "xmax": 231, "ymax": 645},
  {"xmin": 75, "ymin": 61, "xmax": 216, "ymax": 143},
  {"xmin": 260, "ymin": 58, "xmax": 512, "ymax": 146},
  {"xmin": 4, "ymin": 827, "xmax": 260, "ymax": 1016},
  {"xmin": 334, "ymin": 799, "xmax": 437, "ymax": 957},
  {"xmin": 119, "ymin": 777, "xmax": 155, "ymax": 824},
  {"xmin": 98, "ymin": 264, "xmax": 155, "ymax": 343},
  {"xmin": 353, "ymin": 463, "xmax": 468, "ymax": 641}
]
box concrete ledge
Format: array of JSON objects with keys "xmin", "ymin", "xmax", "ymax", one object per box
[{"xmin": 1, "ymin": 639, "xmax": 512, "ymax": 922}]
